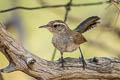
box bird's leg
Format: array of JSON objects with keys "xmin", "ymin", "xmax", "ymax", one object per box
[
  {"xmin": 79, "ymin": 47, "xmax": 87, "ymax": 69},
  {"xmin": 59, "ymin": 52, "xmax": 64, "ymax": 67}
]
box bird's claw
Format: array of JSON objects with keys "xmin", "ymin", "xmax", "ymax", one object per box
[
  {"xmin": 79, "ymin": 57, "xmax": 87, "ymax": 69},
  {"xmin": 58, "ymin": 58, "xmax": 65, "ymax": 67}
]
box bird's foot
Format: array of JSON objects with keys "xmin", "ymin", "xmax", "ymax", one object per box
[
  {"xmin": 79, "ymin": 57, "xmax": 87, "ymax": 69},
  {"xmin": 58, "ymin": 58, "xmax": 65, "ymax": 67}
]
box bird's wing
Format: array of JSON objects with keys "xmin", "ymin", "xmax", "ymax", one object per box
[
  {"xmin": 72, "ymin": 32, "xmax": 87, "ymax": 44},
  {"xmin": 74, "ymin": 16, "xmax": 100, "ymax": 33}
]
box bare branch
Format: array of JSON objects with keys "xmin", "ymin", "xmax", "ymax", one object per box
[
  {"xmin": 64, "ymin": 0, "xmax": 72, "ymax": 22},
  {"xmin": 0, "ymin": 1, "xmax": 109, "ymax": 13},
  {"xmin": 0, "ymin": 22, "xmax": 120, "ymax": 80}
]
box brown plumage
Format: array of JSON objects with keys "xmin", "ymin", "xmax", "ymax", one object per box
[{"xmin": 39, "ymin": 16, "xmax": 100, "ymax": 68}]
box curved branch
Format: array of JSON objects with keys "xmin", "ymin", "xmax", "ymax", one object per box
[{"xmin": 0, "ymin": 22, "xmax": 120, "ymax": 80}]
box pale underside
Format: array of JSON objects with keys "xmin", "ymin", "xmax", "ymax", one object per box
[{"xmin": 52, "ymin": 31, "xmax": 85, "ymax": 52}]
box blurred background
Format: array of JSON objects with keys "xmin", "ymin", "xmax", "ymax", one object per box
[{"xmin": 0, "ymin": 0, "xmax": 120, "ymax": 80}]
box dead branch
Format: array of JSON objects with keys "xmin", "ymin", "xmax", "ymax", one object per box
[
  {"xmin": 0, "ymin": 22, "xmax": 120, "ymax": 80},
  {"xmin": 0, "ymin": 1, "xmax": 109, "ymax": 13}
]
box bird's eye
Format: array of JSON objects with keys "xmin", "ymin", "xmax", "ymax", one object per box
[{"xmin": 53, "ymin": 24, "xmax": 57, "ymax": 28}]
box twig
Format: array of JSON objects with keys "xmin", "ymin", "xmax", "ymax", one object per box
[
  {"xmin": 51, "ymin": 48, "xmax": 57, "ymax": 60},
  {"xmin": 111, "ymin": 1, "xmax": 120, "ymax": 13},
  {"xmin": 106, "ymin": 0, "xmax": 120, "ymax": 24},
  {"xmin": 0, "ymin": 1, "xmax": 109, "ymax": 13},
  {"xmin": 64, "ymin": 0, "xmax": 72, "ymax": 22}
]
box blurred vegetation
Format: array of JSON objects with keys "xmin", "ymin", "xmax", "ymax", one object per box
[{"xmin": 0, "ymin": 0, "xmax": 120, "ymax": 80}]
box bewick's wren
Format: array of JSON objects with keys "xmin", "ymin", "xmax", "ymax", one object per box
[{"xmin": 39, "ymin": 16, "xmax": 100, "ymax": 68}]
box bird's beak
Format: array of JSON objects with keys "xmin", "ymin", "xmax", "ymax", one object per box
[{"xmin": 39, "ymin": 25, "xmax": 49, "ymax": 28}]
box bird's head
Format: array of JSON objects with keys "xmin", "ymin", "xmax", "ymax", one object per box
[{"xmin": 39, "ymin": 20, "xmax": 69, "ymax": 34}]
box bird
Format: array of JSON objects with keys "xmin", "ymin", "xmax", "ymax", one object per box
[{"xmin": 39, "ymin": 16, "xmax": 100, "ymax": 68}]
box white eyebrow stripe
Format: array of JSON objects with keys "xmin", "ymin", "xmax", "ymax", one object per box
[{"xmin": 54, "ymin": 23, "xmax": 66, "ymax": 26}]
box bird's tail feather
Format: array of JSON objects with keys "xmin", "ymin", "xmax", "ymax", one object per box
[{"xmin": 74, "ymin": 16, "xmax": 100, "ymax": 33}]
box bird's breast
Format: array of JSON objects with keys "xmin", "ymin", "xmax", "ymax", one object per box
[
  {"xmin": 52, "ymin": 35, "xmax": 79, "ymax": 52},
  {"xmin": 66, "ymin": 43, "xmax": 79, "ymax": 52}
]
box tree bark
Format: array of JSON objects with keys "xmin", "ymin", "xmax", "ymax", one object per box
[
  {"xmin": 0, "ymin": 73, "xmax": 3, "ymax": 80},
  {"xmin": 0, "ymin": 22, "xmax": 120, "ymax": 80}
]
